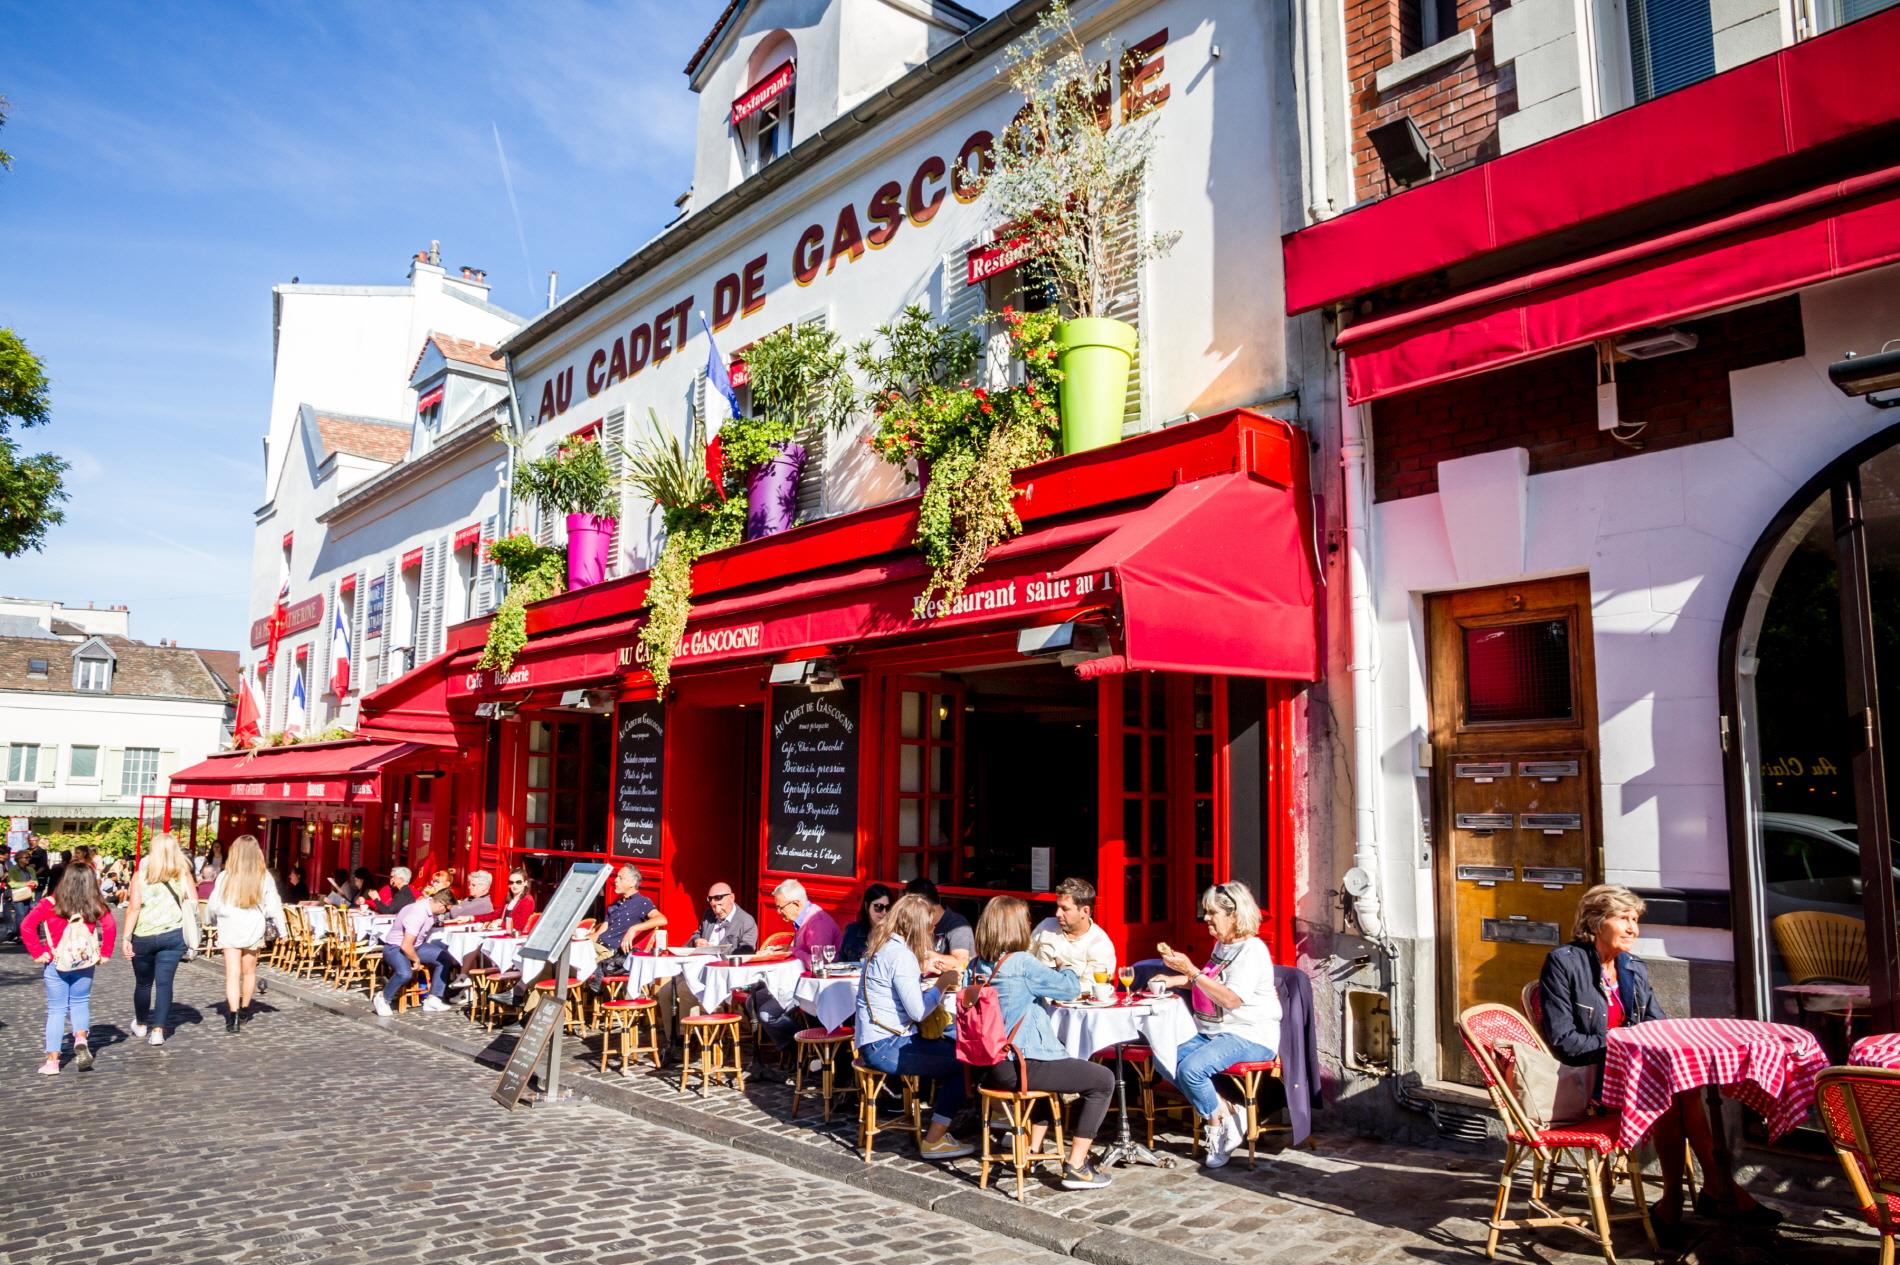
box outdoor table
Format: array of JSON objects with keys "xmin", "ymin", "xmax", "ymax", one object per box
[
  {"xmin": 350, "ymin": 911, "xmax": 392, "ymax": 941},
  {"xmin": 617, "ymin": 951, "xmax": 687, "ymax": 996},
  {"xmin": 1046, "ymin": 993, "xmax": 1198, "ymax": 1078},
  {"xmin": 1850, "ymin": 1032, "xmax": 1900, "ymax": 1069},
  {"xmin": 481, "ymin": 932, "xmax": 598, "ymax": 983},
  {"xmin": 792, "ymin": 971, "xmax": 861, "ymax": 1032},
  {"xmin": 428, "ymin": 925, "xmax": 496, "ymax": 966},
  {"xmin": 1601, "ymin": 1017, "xmax": 1829, "ymax": 1149},
  {"xmin": 681, "ymin": 954, "xmax": 804, "ymax": 1011},
  {"xmin": 1774, "ymin": 981, "xmax": 1871, "ymax": 1017}
]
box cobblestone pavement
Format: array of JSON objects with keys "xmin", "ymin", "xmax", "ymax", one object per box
[
  {"xmin": 2, "ymin": 943, "xmax": 1066, "ymax": 1265},
  {"xmin": 11, "ymin": 938, "xmax": 1879, "ymax": 1265}
]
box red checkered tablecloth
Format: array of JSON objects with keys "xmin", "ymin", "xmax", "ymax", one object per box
[
  {"xmin": 1601, "ymin": 1017, "xmax": 1829, "ymax": 1149},
  {"xmin": 1850, "ymin": 1032, "xmax": 1900, "ymax": 1069}
]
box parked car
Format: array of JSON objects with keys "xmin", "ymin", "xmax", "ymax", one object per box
[{"xmin": 1760, "ymin": 811, "xmax": 1889, "ymax": 922}]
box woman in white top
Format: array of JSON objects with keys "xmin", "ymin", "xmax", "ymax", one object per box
[
  {"xmin": 206, "ymin": 835, "xmax": 287, "ymax": 1034},
  {"xmin": 1150, "ymin": 881, "xmax": 1283, "ymax": 1169}
]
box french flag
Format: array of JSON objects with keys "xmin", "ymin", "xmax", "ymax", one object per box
[
  {"xmin": 287, "ymin": 666, "xmax": 307, "ymax": 738},
  {"xmin": 329, "ymin": 600, "xmax": 351, "ymax": 697}
]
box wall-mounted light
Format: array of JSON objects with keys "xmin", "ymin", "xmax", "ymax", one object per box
[
  {"xmin": 1830, "ymin": 346, "xmax": 1900, "ymax": 408},
  {"xmin": 473, "ymin": 701, "xmax": 518, "ymax": 719},
  {"xmin": 768, "ymin": 658, "xmax": 841, "ymax": 691},
  {"xmin": 1016, "ymin": 621, "xmax": 1111, "ymax": 666},
  {"xmin": 1367, "ymin": 115, "xmax": 1440, "ymax": 188},
  {"xmin": 413, "ymin": 768, "xmax": 445, "ymax": 781}
]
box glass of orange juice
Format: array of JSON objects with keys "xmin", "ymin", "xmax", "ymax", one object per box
[{"xmin": 1118, "ymin": 966, "xmax": 1136, "ymax": 994}]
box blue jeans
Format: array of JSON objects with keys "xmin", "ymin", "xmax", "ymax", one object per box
[
  {"xmin": 1161, "ymin": 1031, "xmax": 1276, "ymax": 1119},
  {"xmin": 381, "ymin": 941, "xmax": 450, "ymax": 1004},
  {"xmin": 131, "ymin": 928, "xmax": 187, "ymax": 1031},
  {"xmin": 43, "ymin": 963, "xmax": 95, "ymax": 1055},
  {"xmin": 857, "ymin": 1032, "xmax": 967, "ymax": 1124}
]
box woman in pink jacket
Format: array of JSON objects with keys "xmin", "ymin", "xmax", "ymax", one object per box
[{"xmin": 21, "ymin": 864, "xmax": 116, "ymax": 1076}]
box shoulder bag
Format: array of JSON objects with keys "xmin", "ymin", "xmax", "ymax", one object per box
[{"xmin": 167, "ymin": 878, "xmax": 202, "ymax": 953}]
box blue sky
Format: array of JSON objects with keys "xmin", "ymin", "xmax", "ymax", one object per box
[{"xmin": 0, "ymin": 1, "xmax": 738, "ymax": 650}]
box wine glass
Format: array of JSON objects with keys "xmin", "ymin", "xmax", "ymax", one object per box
[{"xmin": 1118, "ymin": 966, "xmax": 1136, "ymax": 997}]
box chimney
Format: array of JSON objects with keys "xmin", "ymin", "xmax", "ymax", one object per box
[
  {"xmin": 546, "ymin": 271, "xmax": 559, "ymax": 310},
  {"xmin": 429, "ymin": 240, "xmax": 442, "ymax": 265}
]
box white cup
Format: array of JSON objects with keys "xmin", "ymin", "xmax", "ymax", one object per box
[{"xmin": 1093, "ymin": 982, "xmax": 1116, "ymax": 1003}]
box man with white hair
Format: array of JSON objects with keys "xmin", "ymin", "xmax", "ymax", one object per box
[
  {"xmin": 750, "ymin": 878, "xmax": 843, "ymax": 1055},
  {"xmin": 360, "ymin": 866, "xmax": 418, "ymax": 914},
  {"xmin": 448, "ymin": 871, "xmax": 496, "ymax": 921}
]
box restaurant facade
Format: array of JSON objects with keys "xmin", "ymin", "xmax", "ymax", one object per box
[
  {"xmin": 1287, "ymin": 3, "xmax": 1900, "ymax": 1088},
  {"xmin": 344, "ymin": 0, "xmax": 1337, "ymax": 978}
]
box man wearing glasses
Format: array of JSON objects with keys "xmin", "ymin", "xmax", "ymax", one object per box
[
  {"xmin": 653, "ymin": 883, "xmax": 760, "ymax": 1050},
  {"xmin": 748, "ymin": 879, "xmax": 842, "ymax": 1056}
]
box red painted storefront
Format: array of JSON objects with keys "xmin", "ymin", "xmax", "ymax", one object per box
[{"xmin": 340, "ymin": 408, "xmax": 1318, "ymax": 963}]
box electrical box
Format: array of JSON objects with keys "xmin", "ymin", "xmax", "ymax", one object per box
[{"xmin": 1347, "ymin": 987, "xmax": 1393, "ymax": 1072}]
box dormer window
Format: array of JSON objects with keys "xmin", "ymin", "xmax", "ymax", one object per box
[
  {"xmin": 734, "ymin": 34, "xmax": 796, "ymax": 178},
  {"xmin": 26, "ymin": 658, "xmax": 48, "ymax": 680},
  {"xmin": 417, "ymin": 384, "xmax": 445, "ymax": 432},
  {"xmin": 74, "ymin": 655, "xmax": 111, "ymax": 692}
]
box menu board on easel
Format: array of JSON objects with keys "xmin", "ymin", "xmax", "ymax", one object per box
[
  {"xmin": 611, "ymin": 699, "xmax": 665, "ymax": 860},
  {"xmin": 766, "ymin": 680, "xmax": 860, "ymax": 877}
]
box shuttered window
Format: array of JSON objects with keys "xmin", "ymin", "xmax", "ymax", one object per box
[
  {"xmin": 603, "ymin": 408, "xmax": 627, "ymax": 577},
  {"xmin": 1627, "ymin": 0, "xmax": 1715, "ymax": 103},
  {"xmin": 475, "ymin": 517, "xmax": 498, "ymax": 613}
]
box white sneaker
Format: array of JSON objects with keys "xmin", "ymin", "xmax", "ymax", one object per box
[
  {"xmin": 129, "ymin": 1021, "xmax": 148, "ymax": 1039},
  {"xmin": 147, "ymin": 1030, "xmax": 165, "ymax": 1047},
  {"xmin": 1202, "ymin": 1111, "xmax": 1236, "ymax": 1169},
  {"xmin": 421, "ymin": 996, "xmax": 452, "ymax": 1013},
  {"xmin": 36, "ymin": 1060, "xmax": 59, "ymax": 1077},
  {"xmin": 372, "ymin": 994, "xmax": 394, "ymax": 1017}
]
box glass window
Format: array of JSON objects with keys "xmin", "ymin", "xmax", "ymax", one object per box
[
  {"xmin": 73, "ymin": 656, "xmax": 111, "ymax": 691},
  {"xmin": 70, "ymin": 746, "xmax": 98, "ymax": 779},
  {"xmin": 1627, "ymin": 0, "xmax": 1715, "ymax": 104},
  {"xmin": 1464, "ymin": 621, "xmax": 1573, "ymax": 724},
  {"xmin": 6, "ymin": 743, "xmax": 38, "ymax": 782},
  {"xmin": 122, "ymin": 747, "xmax": 160, "ymax": 798}
]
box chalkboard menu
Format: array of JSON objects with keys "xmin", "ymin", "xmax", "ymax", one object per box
[
  {"xmin": 766, "ymin": 680, "xmax": 860, "ymax": 877},
  {"xmin": 612, "ymin": 700, "xmax": 666, "ymax": 860}
]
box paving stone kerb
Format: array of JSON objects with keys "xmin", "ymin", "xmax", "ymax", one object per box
[{"xmin": 201, "ymin": 959, "xmax": 1874, "ymax": 1265}]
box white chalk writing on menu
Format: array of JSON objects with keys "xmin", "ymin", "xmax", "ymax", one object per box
[
  {"xmin": 766, "ymin": 680, "xmax": 860, "ymax": 877},
  {"xmin": 613, "ymin": 700, "xmax": 665, "ymax": 860}
]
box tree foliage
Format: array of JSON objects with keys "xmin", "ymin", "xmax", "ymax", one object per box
[{"xmin": 0, "ymin": 97, "xmax": 68, "ymax": 557}]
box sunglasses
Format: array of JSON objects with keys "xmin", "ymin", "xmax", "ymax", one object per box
[
  {"xmin": 708, "ymin": 891, "xmax": 733, "ymax": 901},
  {"xmin": 869, "ymin": 901, "xmax": 890, "ymax": 912}
]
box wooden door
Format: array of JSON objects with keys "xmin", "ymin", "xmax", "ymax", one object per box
[{"xmin": 1427, "ymin": 577, "xmax": 1601, "ymax": 1080}]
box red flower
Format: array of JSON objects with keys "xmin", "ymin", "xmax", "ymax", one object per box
[
  {"xmin": 980, "ymin": 403, "xmax": 994, "ymax": 415},
  {"xmin": 973, "ymin": 387, "xmax": 988, "ymax": 400},
  {"xmin": 1002, "ymin": 304, "xmax": 1014, "ymax": 315}
]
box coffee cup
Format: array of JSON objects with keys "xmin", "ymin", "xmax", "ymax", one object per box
[{"xmin": 1093, "ymin": 982, "xmax": 1115, "ymax": 1003}]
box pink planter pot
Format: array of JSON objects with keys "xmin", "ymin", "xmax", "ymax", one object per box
[
  {"xmin": 565, "ymin": 513, "xmax": 616, "ymax": 589},
  {"xmin": 744, "ymin": 442, "xmax": 806, "ymax": 541}
]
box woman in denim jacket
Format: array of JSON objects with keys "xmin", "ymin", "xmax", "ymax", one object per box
[
  {"xmin": 972, "ymin": 896, "xmax": 1117, "ymax": 1190},
  {"xmin": 854, "ymin": 893, "xmax": 972, "ymax": 1160}
]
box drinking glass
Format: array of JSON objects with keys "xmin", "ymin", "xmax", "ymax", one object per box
[
  {"xmin": 1092, "ymin": 966, "xmax": 1110, "ymax": 987},
  {"xmin": 1118, "ymin": 966, "xmax": 1136, "ymax": 995}
]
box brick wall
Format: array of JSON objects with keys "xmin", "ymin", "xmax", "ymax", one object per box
[
  {"xmin": 1349, "ymin": 0, "xmax": 1514, "ymax": 201},
  {"xmin": 1371, "ymin": 297, "xmax": 1806, "ymax": 502}
]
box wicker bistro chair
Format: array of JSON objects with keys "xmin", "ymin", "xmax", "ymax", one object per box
[
  {"xmin": 1186, "ymin": 1057, "xmax": 1287, "ymax": 1169},
  {"xmin": 852, "ymin": 1060, "xmax": 926, "ymax": 1162},
  {"xmin": 1773, "ymin": 912, "xmax": 1871, "ymax": 989},
  {"xmin": 1457, "ymin": 1003, "xmax": 1657, "ymax": 1264},
  {"xmin": 1817, "ymin": 1066, "xmax": 1900, "ymax": 1265},
  {"xmin": 598, "ymin": 996, "xmax": 662, "ymax": 1075},
  {"xmin": 679, "ymin": 1012, "xmax": 746, "ymax": 1095},
  {"xmin": 791, "ymin": 1026, "xmax": 856, "ymax": 1121},
  {"xmin": 978, "ymin": 1057, "xmax": 1069, "ymax": 1202}
]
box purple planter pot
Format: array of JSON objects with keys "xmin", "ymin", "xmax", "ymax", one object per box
[
  {"xmin": 565, "ymin": 513, "xmax": 617, "ymax": 589},
  {"xmin": 745, "ymin": 442, "xmax": 806, "ymax": 541}
]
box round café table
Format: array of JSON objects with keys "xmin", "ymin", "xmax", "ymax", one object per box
[
  {"xmin": 1046, "ymin": 994, "xmax": 1198, "ymax": 1078},
  {"xmin": 1850, "ymin": 1031, "xmax": 1900, "ymax": 1069},
  {"xmin": 792, "ymin": 972, "xmax": 861, "ymax": 1032},
  {"xmin": 1602, "ymin": 1017, "xmax": 1829, "ymax": 1149}
]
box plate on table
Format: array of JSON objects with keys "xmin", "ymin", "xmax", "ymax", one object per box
[
  {"xmin": 668, "ymin": 946, "xmax": 717, "ymax": 956},
  {"xmin": 1055, "ymin": 998, "xmax": 1114, "ymax": 1009}
]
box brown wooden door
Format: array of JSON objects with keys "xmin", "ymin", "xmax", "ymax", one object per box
[{"xmin": 1427, "ymin": 577, "xmax": 1602, "ymax": 1081}]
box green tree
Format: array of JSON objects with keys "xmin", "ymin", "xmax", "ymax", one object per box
[{"xmin": 0, "ymin": 95, "xmax": 69, "ymax": 557}]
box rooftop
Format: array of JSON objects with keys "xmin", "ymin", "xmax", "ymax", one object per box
[{"xmin": 0, "ymin": 635, "xmax": 228, "ymax": 702}]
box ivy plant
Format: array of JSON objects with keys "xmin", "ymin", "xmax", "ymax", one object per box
[{"xmin": 476, "ymin": 533, "xmax": 567, "ymax": 672}]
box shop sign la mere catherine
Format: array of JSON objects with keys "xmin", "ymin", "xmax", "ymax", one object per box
[{"xmin": 529, "ymin": 27, "xmax": 1172, "ymax": 428}]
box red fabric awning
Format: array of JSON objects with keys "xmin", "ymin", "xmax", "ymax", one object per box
[
  {"xmin": 1340, "ymin": 163, "xmax": 1900, "ymax": 402},
  {"xmin": 401, "ymin": 547, "xmax": 423, "ymax": 571},
  {"xmin": 416, "ymin": 386, "xmax": 445, "ymax": 413},
  {"xmin": 169, "ymin": 740, "xmax": 431, "ymax": 805},
  {"xmin": 454, "ymin": 523, "xmax": 482, "ymax": 551}
]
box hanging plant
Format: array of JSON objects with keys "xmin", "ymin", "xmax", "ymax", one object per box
[
  {"xmin": 476, "ymin": 533, "xmax": 566, "ymax": 672},
  {"xmin": 854, "ymin": 303, "xmax": 983, "ymax": 468},
  {"xmin": 619, "ymin": 409, "xmax": 745, "ymax": 690}
]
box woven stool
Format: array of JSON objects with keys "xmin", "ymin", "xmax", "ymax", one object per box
[
  {"xmin": 679, "ymin": 1013, "xmax": 744, "ymax": 1095},
  {"xmin": 395, "ymin": 965, "xmax": 432, "ymax": 1013},
  {"xmin": 598, "ymin": 996, "xmax": 661, "ymax": 1074},
  {"xmin": 532, "ymin": 977, "xmax": 586, "ymax": 1033},
  {"xmin": 790, "ymin": 1027, "xmax": 854, "ymax": 1121},
  {"xmin": 485, "ymin": 972, "xmax": 524, "ymax": 1030},
  {"xmin": 852, "ymin": 1060, "xmax": 924, "ymax": 1162},
  {"xmin": 979, "ymin": 1084, "xmax": 1068, "ymax": 1202},
  {"xmin": 1188, "ymin": 1059, "xmax": 1284, "ymax": 1169},
  {"xmin": 464, "ymin": 966, "xmax": 501, "ymax": 1025}
]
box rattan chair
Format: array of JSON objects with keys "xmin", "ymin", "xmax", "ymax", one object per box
[
  {"xmin": 1773, "ymin": 911, "xmax": 1870, "ymax": 986},
  {"xmin": 1817, "ymin": 1065, "xmax": 1900, "ymax": 1265},
  {"xmin": 979, "ymin": 1079, "xmax": 1068, "ymax": 1202},
  {"xmin": 1458, "ymin": 1002, "xmax": 1656, "ymax": 1263},
  {"xmin": 852, "ymin": 1060, "xmax": 925, "ymax": 1161}
]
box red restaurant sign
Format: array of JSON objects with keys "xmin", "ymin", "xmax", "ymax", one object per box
[
  {"xmin": 967, "ymin": 223, "xmax": 1043, "ymax": 286},
  {"xmin": 249, "ymin": 594, "xmax": 324, "ymax": 648},
  {"xmin": 731, "ymin": 59, "xmax": 794, "ymax": 126},
  {"xmin": 729, "ymin": 356, "xmax": 751, "ymax": 390}
]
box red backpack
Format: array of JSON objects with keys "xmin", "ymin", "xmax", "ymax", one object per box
[{"xmin": 954, "ymin": 953, "xmax": 1028, "ymax": 1069}]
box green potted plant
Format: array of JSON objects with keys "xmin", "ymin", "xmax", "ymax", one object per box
[
  {"xmin": 732, "ymin": 322, "xmax": 855, "ymax": 538},
  {"xmin": 973, "ymin": 0, "xmax": 1178, "ymax": 453},
  {"xmin": 509, "ymin": 432, "xmax": 620, "ymax": 588},
  {"xmin": 855, "ymin": 303, "xmax": 983, "ymax": 480},
  {"xmin": 476, "ymin": 532, "xmax": 567, "ymax": 672},
  {"xmin": 621, "ymin": 409, "xmax": 745, "ymax": 689}
]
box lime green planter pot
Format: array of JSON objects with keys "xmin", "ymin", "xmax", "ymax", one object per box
[{"xmin": 1055, "ymin": 317, "xmax": 1137, "ymax": 454}]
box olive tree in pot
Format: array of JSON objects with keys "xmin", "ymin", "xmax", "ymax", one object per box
[
  {"xmin": 972, "ymin": 0, "xmax": 1178, "ymax": 454},
  {"xmin": 510, "ymin": 433, "xmax": 620, "ymax": 589},
  {"xmin": 728, "ymin": 322, "xmax": 854, "ymax": 538}
]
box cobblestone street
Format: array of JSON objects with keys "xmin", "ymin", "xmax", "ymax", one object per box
[{"xmin": 5, "ymin": 940, "xmax": 1880, "ymax": 1265}]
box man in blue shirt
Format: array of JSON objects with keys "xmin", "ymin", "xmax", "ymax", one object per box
[{"xmin": 593, "ymin": 865, "xmax": 666, "ymax": 981}]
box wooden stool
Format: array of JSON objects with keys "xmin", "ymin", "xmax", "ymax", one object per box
[
  {"xmin": 465, "ymin": 967, "xmax": 501, "ymax": 1026},
  {"xmin": 979, "ymin": 1085, "xmax": 1068, "ymax": 1202},
  {"xmin": 791, "ymin": 1027, "xmax": 855, "ymax": 1121},
  {"xmin": 394, "ymin": 965, "xmax": 432, "ymax": 1012},
  {"xmin": 532, "ymin": 977, "xmax": 586, "ymax": 1033},
  {"xmin": 1189, "ymin": 1058, "xmax": 1284, "ymax": 1169},
  {"xmin": 485, "ymin": 972, "xmax": 524, "ymax": 1031},
  {"xmin": 598, "ymin": 997, "xmax": 661, "ymax": 1075},
  {"xmin": 679, "ymin": 1013, "xmax": 744, "ymax": 1095},
  {"xmin": 852, "ymin": 1060, "xmax": 924, "ymax": 1162}
]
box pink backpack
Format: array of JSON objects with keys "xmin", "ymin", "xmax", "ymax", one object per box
[{"xmin": 954, "ymin": 953, "xmax": 1028, "ymax": 1068}]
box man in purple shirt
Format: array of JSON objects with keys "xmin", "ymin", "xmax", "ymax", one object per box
[
  {"xmin": 751, "ymin": 879, "xmax": 843, "ymax": 1055},
  {"xmin": 373, "ymin": 888, "xmax": 452, "ymax": 1017}
]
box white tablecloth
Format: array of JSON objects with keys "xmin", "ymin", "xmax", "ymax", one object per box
[
  {"xmin": 614, "ymin": 952, "xmax": 687, "ymax": 995},
  {"xmin": 352, "ymin": 911, "xmax": 393, "ymax": 941},
  {"xmin": 680, "ymin": 955, "xmax": 805, "ymax": 1011},
  {"xmin": 481, "ymin": 934, "xmax": 598, "ymax": 983},
  {"xmin": 792, "ymin": 973, "xmax": 861, "ymax": 1032},
  {"xmin": 296, "ymin": 906, "xmax": 335, "ymax": 941},
  {"xmin": 429, "ymin": 926, "xmax": 501, "ymax": 965},
  {"xmin": 1047, "ymin": 995, "xmax": 1198, "ymax": 1077}
]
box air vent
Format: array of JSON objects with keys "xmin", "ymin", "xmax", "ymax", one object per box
[{"xmin": 1614, "ymin": 327, "xmax": 1699, "ymax": 359}]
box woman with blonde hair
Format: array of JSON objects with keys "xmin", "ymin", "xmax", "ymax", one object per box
[
  {"xmin": 854, "ymin": 892, "xmax": 972, "ymax": 1160},
  {"xmin": 206, "ymin": 835, "xmax": 287, "ymax": 1033},
  {"xmin": 119, "ymin": 831, "xmax": 198, "ymax": 1046}
]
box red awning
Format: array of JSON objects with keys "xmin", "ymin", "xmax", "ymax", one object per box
[
  {"xmin": 416, "ymin": 386, "xmax": 445, "ymax": 413},
  {"xmin": 401, "ymin": 547, "xmax": 423, "ymax": 571},
  {"xmin": 169, "ymin": 740, "xmax": 432, "ymax": 805},
  {"xmin": 454, "ymin": 522, "xmax": 482, "ymax": 551}
]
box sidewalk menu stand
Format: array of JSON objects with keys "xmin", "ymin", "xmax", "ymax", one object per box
[{"xmin": 493, "ymin": 861, "xmax": 610, "ymax": 1110}]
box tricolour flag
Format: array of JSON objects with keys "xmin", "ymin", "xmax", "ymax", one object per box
[
  {"xmin": 702, "ymin": 312, "xmax": 741, "ymax": 425},
  {"xmin": 287, "ymin": 664, "xmax": 307, "ymax": 739},
  {"xmin": 329, "ymin": 600, "xmax": 352, "ymax": 697}
]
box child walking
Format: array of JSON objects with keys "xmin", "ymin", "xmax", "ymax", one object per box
[{"xmin": 22, "ymin": 864, "xmax": 117, "ymax": 1075}]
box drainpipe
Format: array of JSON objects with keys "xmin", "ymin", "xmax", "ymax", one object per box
[
  {"xmin": 1296, "ymin": 0, "xmax": 1336, "ymax": 221},
  {"xmin": 1340, "ymin": 374, "xmax": 1387, "ymax": 939}
]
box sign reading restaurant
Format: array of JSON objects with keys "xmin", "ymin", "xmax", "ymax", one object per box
[
  {"xmin": 527, "ymin": 27, "xmax": 1171, "ymax": 427},
  {"xmin": 731, "ymin": 59, "xmax": 794, "ymax": 126}
]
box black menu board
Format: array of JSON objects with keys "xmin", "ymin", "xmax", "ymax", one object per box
[
  {"xmin": 766, "ymin": 680, "xmax": 860, "ymax": 877},
  {"xmin": 611, "ymin": 699, "xmax": 666, "ymax": 859}
]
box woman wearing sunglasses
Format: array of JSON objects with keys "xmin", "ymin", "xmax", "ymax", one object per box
[
  {"xmin": 494, "ymin": 869, "xmax": 536, "ymax": 933},
  {"xmin": 838, "ymin": 882, "xmax": 894, "ymax": 963},
  {"xmin": 1150, "ymin": 881, "xmax": 1282, "ymax": 1169}
]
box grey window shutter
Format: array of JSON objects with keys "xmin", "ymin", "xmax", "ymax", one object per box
[
  {"xmin": 1101, "ymin": 192, "xmax": 1149, "ymax": 435},
  {"xmin": 350, "ymin": 571, "xmax": 367, "ymax": 694},
  {"xmin": 793, "ymin": 312, "xmax": 831, "ymax": 524},
  {"xmin": 431, "ymin": 535, "xmax": 450, "ymax": 657},
  {"xmin": 37, "ymin": 742, "xmax": 57, "ymax": 787},
  {"xmin": 381, "ymin": 557, "xmax": 398, "ymax": 682},
  {"xmin": 103, "ymin": 747, "xmax": 124, "ymax": 799},
  {"xmin": 476, "ymin": 516, "xmax": 498, "ymax": 613},
  {"xmin": 603, "ymin": 408, "xmax": 627, "ymax": 578},
  {"xmin": 321, "ymin": 581, "xmax": 337, "ymax": 700},
  {"xmin": 940, "ymin": 242, "xmax": 989, "ymax": 386},
  {"xmin": 692, "ymin": 369, "xmax": 709, "ymax": 456}
]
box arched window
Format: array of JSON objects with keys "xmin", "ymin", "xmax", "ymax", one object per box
[
  {"xmin": 736, "ymin": 31, "xmax": 796, "ymax": 176},
  {"xmin": 1724, "ymin": 420, "xmax": 1900, "ymax": 1040}
]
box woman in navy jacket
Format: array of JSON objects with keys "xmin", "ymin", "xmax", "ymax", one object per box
[{"xmin": 1539, "ymin": 885, "xmax": 1778, "ymax": 1230}]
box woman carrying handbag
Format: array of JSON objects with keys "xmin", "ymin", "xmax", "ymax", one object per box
[
  {"xmin": 205, "ymin": 836, "xmax": 287, "ymax": 1034},
  {"xmin": 119, "ymin": 830, "xmax": 199, "ymax": 1046}
]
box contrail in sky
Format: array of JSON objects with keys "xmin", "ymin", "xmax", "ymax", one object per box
[{"xmin": 493, "ymin": 122, "xmax": 538, "ymax": 309}]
